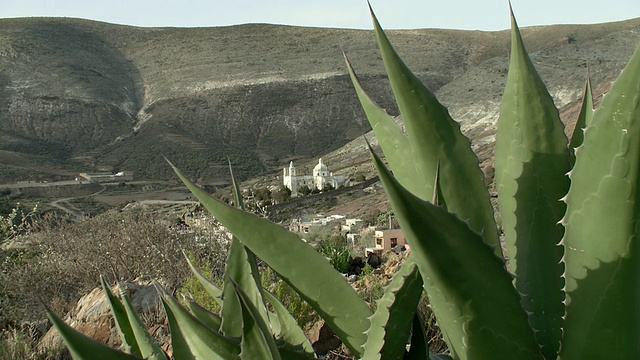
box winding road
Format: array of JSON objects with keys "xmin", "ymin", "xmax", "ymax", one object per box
[{"xmin": 49, "ymin": 184, "xmax": 106, "ymax": 221}]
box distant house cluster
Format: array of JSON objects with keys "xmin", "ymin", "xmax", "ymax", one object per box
[
  {"xmin": 283, "ymin": 158, "xmax": 349, "ymax": 197},
  {"xmin": 289, "ymin": 213, "xmax": 406, "ymax": 256},
  {"xmin": 289, "ymin": 214, "xmax": 348, "ymax": 234},
  {"xmin": 78, "ymin": 171, "xmax": 134, "ymax": 183}
]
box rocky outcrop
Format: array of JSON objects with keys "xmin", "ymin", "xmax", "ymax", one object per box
[{"xmin": 39, "ymin": 279, "xmax": 170, "ymax": 355}]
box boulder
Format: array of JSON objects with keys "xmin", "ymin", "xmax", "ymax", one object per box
[{"xmin": 39, "ymin": 278, "xmax": 169, "ymax": 355}]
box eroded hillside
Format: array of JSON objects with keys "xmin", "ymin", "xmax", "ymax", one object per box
[{"xmin": 1, "ymin": 17, "xmax": 639, "ymax": 182}]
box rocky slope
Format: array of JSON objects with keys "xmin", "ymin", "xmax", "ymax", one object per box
[{"xmin": 1, "ymin": 17, "xmax": 639, "ymax": 182}]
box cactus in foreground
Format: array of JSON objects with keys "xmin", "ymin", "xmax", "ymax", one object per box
[{"xmin": 47, "ymin": 5, "xmax": 640, "ymax": 360}]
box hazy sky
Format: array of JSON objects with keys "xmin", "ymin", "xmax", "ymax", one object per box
[{"xmin": 1, "ymin": 0, "xmax": 639, "ymax": 31}]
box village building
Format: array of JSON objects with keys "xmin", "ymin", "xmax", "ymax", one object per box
[
  {"xmin": 366, "ymin": 229, "xmax": 407, "ymax": 256},
  {"xmin": 289, "ymin": 214, "xmax": 346, "ymax": 234},
  {"xmin": 341, "ymin": 218, "xmax": 365, "ymax": 232},
  {"xmin": 283, "ymin": 158, "xmax": 349, "ymax": 197},
  {"xmin": 78, "ymin": 171, "xmax": 134, "ymax": 183}
]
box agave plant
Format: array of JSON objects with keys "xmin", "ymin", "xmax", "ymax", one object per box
[
  {"xmin": 46, "ymin": 5, "xmax": 640, "ymax": 360},
  {"xmin": 345, "ymin": 4, "xmax": 640, "ymax": 359}
]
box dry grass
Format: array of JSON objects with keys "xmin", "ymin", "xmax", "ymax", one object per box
[{"xmin": 0, "ymin": 208, "xmax": 228, "ymax": 330}]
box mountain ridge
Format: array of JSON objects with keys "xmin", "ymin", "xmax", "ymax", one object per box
[{"xmin": 1, "ymin": 17, "xmax": 639, "ymax": 182}]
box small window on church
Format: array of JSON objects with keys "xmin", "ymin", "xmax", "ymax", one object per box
[{"xmin": 390, "ymin": 238, "xmax": 398, "ymax": 247}]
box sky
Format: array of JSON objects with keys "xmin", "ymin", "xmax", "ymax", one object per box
[{"xmin": 1, "ymin": 0, "xmax": 639, "ymax": 31}]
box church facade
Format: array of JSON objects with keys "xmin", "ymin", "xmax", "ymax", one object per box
[{"xmin": 283, "ymin": 158, "xmax": 349, "ymax": 197}]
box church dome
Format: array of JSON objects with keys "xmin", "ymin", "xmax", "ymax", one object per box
[{"xmin": 314, "ymin": 158, "xmax": 328, "ymax": 172}]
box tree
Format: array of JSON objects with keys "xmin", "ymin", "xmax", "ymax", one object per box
[
  {"xmin": 376, "ymin": 210, "xmax": 399, "ymax": 230},
  {"xmin": 299, "ymin": 185, "xmax": 312, "ymax": 196},
  {"xmin": 271, "ymin": 185, "xmax": 292, "ymax": 204},
  {"xmin": 253, "ymin": 187, "xmax": 271, "ymax": 202},
  {"xmin": 323, "ymin": 183, "xmax": 334, "ymax": 192}
]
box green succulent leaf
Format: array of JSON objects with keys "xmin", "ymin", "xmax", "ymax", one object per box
[
  {"xmin": 569, "ymin": 74, "xmax": 594, "ymax": 166},
  {"xmin": 183, "ymin": 296, "xmax": 223, "ymax": 332},
  {"xmin": 362, "ymin": 258, "xmax": 423, "ymax": 360},
  {"xmin": 263, "ymin": 290, "xmax": 315, "ymax": 356},
  {"xmin": 494, "ymin": 10, "xmax": 568, "ymax": 357},
  {"xmin": 406, "ymin": 314, "xmax": 428, "ymax": 360},
  {"xmin": 45, "ymin": 305, "xmax": 141, "ymax": 360},
  {"xmin": 221, "ymin": 161, "xmax": 271, "ymax": 337},
  {"xmin": 167, "ymin": 160, "xmax": 372, "ymax": 357},
  {"xmin": 183, "ymin": 251, "xmax": 223, "ymax": 306},
  {"xmin": 561, "ymin": 40, "xmax": 640, "ymax": 359},
  {"xmin": 116, "ymin": 284, "xmax": 167, "ymax": 360},
  {"xmin": 160, "ymin": 287, "xmax": 241, "ymax": 359},
  {"xmin": 344, "ymin": 54, "xmax": 421, "ymax": 194},
  {"xmin": 100, "ymin": 276, "xmax": 141, "ymax": 357},
  {"xmin": 228, "ymin": 276, "xmax": 282, "ymax": 360},
  {"xmin": 371, "ymin": 148, "xmax": 542, "ymax": 360},
  {"xmin": 229, "ymin": 159, "xmax": 245, "ymax": 209},
  {"xmin": 221, "ymin": 238, "xmax": 269, "ymax": 337},
  {"xmin": 366, "ymin": 6, "xmax": 500, "ymax": 255}
]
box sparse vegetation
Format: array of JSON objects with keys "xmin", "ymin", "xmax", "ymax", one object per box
[
  {"xmin": 316, "ymin": 241, "xmax": 352, "ymax": 274},
  {"xmin": 0, "ymin": 209, "xmax": 228, "ymax": 342},
  {"xmin": 0, "ymin": 325, "xmax": 67, "ymax": 360}
]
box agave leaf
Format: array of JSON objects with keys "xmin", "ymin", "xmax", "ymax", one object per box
[
  {"xmin": 100, "ymin": 276, "xmax": 141, "ymax": 357},
  {"xmin": 561, "ymin": 40, "xmax": 640, "ymax": 359},
  {"xmin": 116, "ymin": 285, "xmax": 167, "ymax": 360},
  {"xmin": 371, "ymin": 148, "xmax": 543, "ymax": 359},
  {"xmin": 494, "ymin": 9, "xmax": 568, "ymax": 357},
  {"xmin": 160, "ymin": 286, "xmax": 241, "ymax": 359},
  {"xmin": 221, "ymin": 238, "xmax": 270, "ymax": 337},
  {"xmin": 183, "ymin": 251, "xmax": 223, "ymax": 306},
  {"xmin": 229, "ymin": 158, "xmax": 245, "ymax": 209},
  {"xmin": 227, "ymin": 276, "xmax": 281, "ymax": 360},
  {"xmin": 431, "ymin": 161, "xmax": 446, "ymax": 209},
  {"xmin": 164, "ymin": 298, "xmax": 196, "ymax": 360},
  {"xmin": 221, "ymin": 161, "xmax": 271, "ymax": 337},
  {"xmin": 569, "ymin": 74, "xmax": 594, "ymax": 166},
  {"xmin": 183, "ymin": 296, "xmax": 223, "ymax": 331},
  {"xmin": 406, "ymin": 315, "xmax": 428, "ymax": 360},
  {"xmin": 367, "ymin": 6, "xmax": 500, "ymax": 255},
  {"xmin": 344, "ymin": 54, "xmax": 421, "ymax": 194},
  {"xmin": 167, "ymin": 160, "xmax": 372, "ymax": 357},
  {"xmin": 362, "ymin": 258, "xmax": 423, "ymax": 360},
  {"xmin": 45, "ymin": 305, "xmax": 141, "ymax": 360},
  {"xmin": 263, "ymin": 289, "xmax": 315, "ymax": 356}
]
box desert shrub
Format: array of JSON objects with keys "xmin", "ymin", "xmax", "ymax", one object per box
[
  {"xmin": 178, "ymin": 253, "xmax": 223, "ymax": 314},
  {"xmin": 416, "ymin": 295, "xmax": 447, "ymax": 355},
  {"xmin": 0, "ymin": 324, "xmax": 68, "ymax": 360},
  {"xmin": 316, "ymin": 241, "xmax": 352, "ymax": 274},
  {"xmin": 0, "ymin": 209, "xmax": 228, "ymax": 327},
  {"xmin": 261, "ymin": 267, "xmax": 316, "ymax": 327},
  {"xmin": 355, "ymin": 263, "xmax": 386, "ymax": 307},
  {"xmin": 0, "ymin": 204, "xmax": 38, "ymax": 244},
  {"xmin": 302, "ymin": 226, "xmax": 332, "ymax": 243}
]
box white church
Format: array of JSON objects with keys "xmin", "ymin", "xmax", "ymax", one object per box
[{"xmin": 283, "ymin": 158, "xmax": 349, "ymax": 197}]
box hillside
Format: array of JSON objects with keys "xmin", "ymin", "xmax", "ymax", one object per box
[{"xmin": 1, "ymin": 17, "xmax": 639, "ymax": 183}]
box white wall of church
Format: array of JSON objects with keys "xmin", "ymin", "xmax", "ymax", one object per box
[{"xmin": 283, "ymin": 158, "xmax": 348, "ymax": 197}]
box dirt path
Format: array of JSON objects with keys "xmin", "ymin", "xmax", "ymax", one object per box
[{"xmin": 49, "ymin": 184, "xmax": 106, "ymax": 221}]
